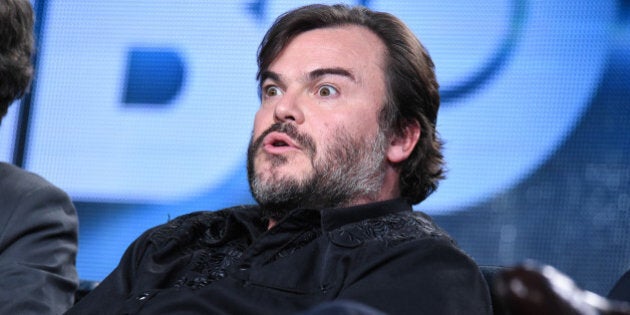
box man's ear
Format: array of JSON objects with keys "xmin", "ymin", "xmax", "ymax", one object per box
[{"xmin": 386, "ymin": 121, "xmax": 421, "ymax": 164}]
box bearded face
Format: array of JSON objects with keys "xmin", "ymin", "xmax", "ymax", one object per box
[
  {"xmin": 248, "ymin": 26, "xmax": 392, "ymax": 221},
  {"xmin": 247, "ymin": 122, "xmax": 388, "ymax": 221}
]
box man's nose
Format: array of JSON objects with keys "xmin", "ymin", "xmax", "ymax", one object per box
[{"xmin": 273, "ymin": 91, "xmax": 305, "ymax": 124}]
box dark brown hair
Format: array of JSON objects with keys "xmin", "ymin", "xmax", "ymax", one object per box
[
  {"xmin": 257, "ymin": 4, "xmax": 444, "ymax": 204},
  {"xmin": 0, "ymin": 0, "xmax": 34, "ymax": 119}
]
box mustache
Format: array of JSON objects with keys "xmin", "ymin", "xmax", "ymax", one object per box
[{"xmin": 251, "ymin": 123, "xmax": 316, "ymax": 156}]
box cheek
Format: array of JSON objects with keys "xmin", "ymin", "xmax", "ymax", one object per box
[
  {"xmin": 344, "ymin": 117, "xmax": 378, "ymax": 137},
  {"xmin": 253, "ymin": 110, "xmax": 271, "ymax": 135}
]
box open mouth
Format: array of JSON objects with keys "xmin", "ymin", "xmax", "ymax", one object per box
[
  {"xmin": 262, "ymin": 132, "xmax": 299, "ymax": 153},
  {"xmin": 272, "ymin": 140, "xmax": 289, "ymax": 147}
]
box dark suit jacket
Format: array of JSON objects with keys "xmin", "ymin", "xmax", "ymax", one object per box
[
  {"xmin": 609, "ymin": 269, "xmax": 630, "ymax": 303},
  {"xmin": 0, "ymin": 162, "xmax": 78, "ymax": 314}
]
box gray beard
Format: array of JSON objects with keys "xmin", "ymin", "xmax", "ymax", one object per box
[{"xmin": 247, "ymin": 123, "xmax": 388, "ymax": 221}]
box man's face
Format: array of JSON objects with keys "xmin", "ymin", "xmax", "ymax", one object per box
[{"xmin": 247, "ymin": 26, "xmax": 389, "ymax": 218}]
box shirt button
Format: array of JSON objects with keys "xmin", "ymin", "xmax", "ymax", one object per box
[
  {"xmin": 238, "ymin": 263, "xmax": 251, "ymax": 271},
  {"xmin": 136, "ymin": 292, "xmax": 152, "ymax": 301}
]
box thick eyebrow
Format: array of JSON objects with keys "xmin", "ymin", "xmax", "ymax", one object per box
[
  {"xmin": 259, "ymin": 70, "xmax": 280, "ymax": 85},
  {"xmin": 308, "ymin": 67, "xmax": 356, "ymax": 82}
]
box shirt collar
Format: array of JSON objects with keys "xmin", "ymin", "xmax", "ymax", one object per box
[{"xmin": 319, "ymin": 198, "xmax": 412, "ymax": 231}]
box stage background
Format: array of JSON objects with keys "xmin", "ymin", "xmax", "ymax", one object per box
[{"xmin": 1, "ymin": 0, "xmax": 629, "ymax": 296}]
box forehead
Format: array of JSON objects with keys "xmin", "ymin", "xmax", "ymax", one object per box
[{"xmin": 268, "ymin": 25, "xmax": 387, "ymax": 79}]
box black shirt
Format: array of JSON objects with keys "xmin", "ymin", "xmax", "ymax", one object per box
[{"xmin": 68, "ymin": 198, "xmax": 492, "ymax": 314}]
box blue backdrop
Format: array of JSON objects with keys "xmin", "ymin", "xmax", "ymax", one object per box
[{"xmin": 1, "ymin": 0, "xmax": 628, "ymax": 296}]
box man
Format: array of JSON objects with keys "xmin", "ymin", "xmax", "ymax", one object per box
[
  {"xmin": 0, "ymin": 0, "xmax": 79, "ymax": 313},
  {"xmin": 69, "ymin": 4, "xmax": 492, "ymax": 314}
]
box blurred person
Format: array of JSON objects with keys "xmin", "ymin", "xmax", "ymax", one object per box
[
  {"xmin": 68, "ymin": 4, "xmax": 491, "ymax": 314},
  {"xmin": 0, "ymin": 0, "xmax": 79, "ymax": 313}
]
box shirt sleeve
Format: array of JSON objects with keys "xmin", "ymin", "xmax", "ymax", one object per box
[
  {"xmin": 337, "ymin": 237, "xmax": 493, "ymax": 315},
  {"xmin": 66, "ymin": 224, "xmax": 156, "ymax": 315},
  {"xmin": 0, "ymin": 184, "xmax": 79, "ymax": 315},
  {"xmin": 66, "ymin": 210, "xmax": 223, "ymax": 314}
]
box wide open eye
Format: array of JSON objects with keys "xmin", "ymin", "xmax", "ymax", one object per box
[
  {"xmin": 264, "ymin": 85, "xmax": 283, "ymax": 98},
  {"xmin": 317, "ymin": 85, "xmax": 338, "ymax": 97}
]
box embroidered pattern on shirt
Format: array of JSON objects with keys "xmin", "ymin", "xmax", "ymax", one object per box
[
  {"xmin": 174, "ymin": 239, "xmax": 248, "ymax": 289},
  {"xmin": 149, "ymin": 207, "xmax": 258, "ymax": 290},
  {"xmin": 329, "ymin": 212, "xmax": 452, "ymax": 248}
]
